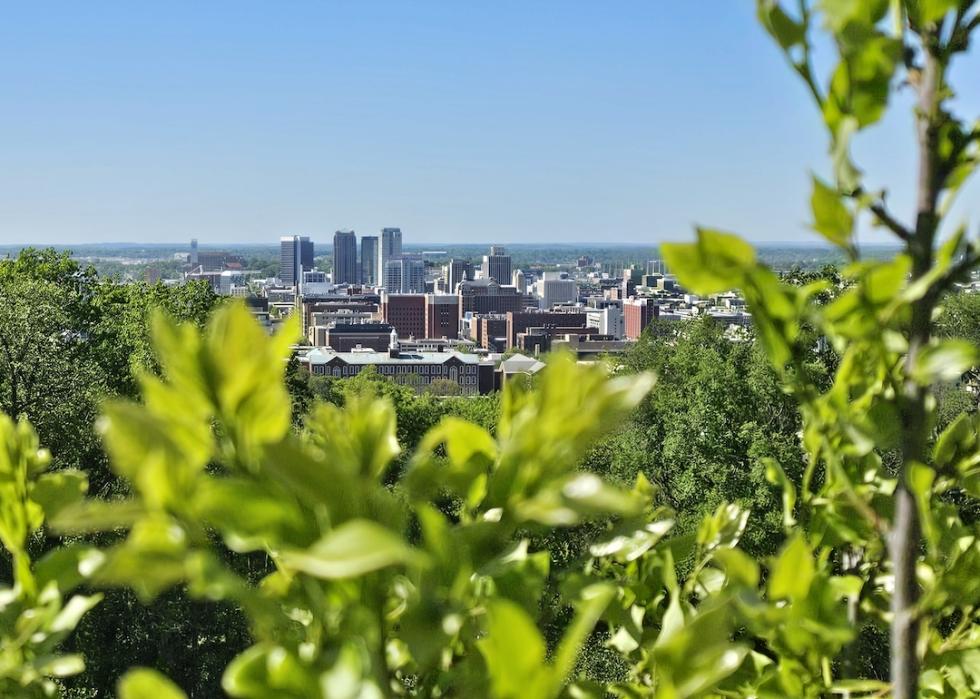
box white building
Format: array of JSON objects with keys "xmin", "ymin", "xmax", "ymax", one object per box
[
  {"xmin": 586, "ymin": 305, "xmax": 624, "ymax": 339},
  {"xmin": 537, "ymin": 272, "xmax": 578, "ymax": 310}
]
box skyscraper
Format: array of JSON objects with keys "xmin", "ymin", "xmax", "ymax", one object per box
[
  {"xmin": 512, "ymin": 269, "xmax": 527, "ymax": 294},
  {"xmin": 190, "ymin": 238, "xmax": 198, "ymax": 265},
  {"xmin": 279, "ymin": 235, "xmax": 314, "ymax": 286},
  {"xmin": 360, "ymin": 235, "xmax": 379, "ymax": 286},
  {"xmin": 401, "ymin": 255, "xmax": 426, "ymax": 293},
  {"xmin": 446, "ymin": 258, "xmax": 473, "ymax": 294},
  {"xmin": 332, "ymin": 230, "xmax": 358, "ymax": 284},
  {"xmin": 481, "ymin": 245, "xmax": 512, "ymax": 284},
  {"xmin": 383, "ymin": 255, "xmax": 425, "ymax": 293},
  {"xmin": 377, "ymin": 227, "xmax": 403, "ymax": 288}
]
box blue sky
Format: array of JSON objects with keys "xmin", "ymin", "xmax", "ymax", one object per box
[{"xmin": 1, "ymin": 2, "xmax": 977, "ymax": 245}]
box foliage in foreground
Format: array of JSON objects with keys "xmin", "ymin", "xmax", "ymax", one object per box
[{"xmin": 1, "ymin": 2, "xmax": 979, "ymax": 697}]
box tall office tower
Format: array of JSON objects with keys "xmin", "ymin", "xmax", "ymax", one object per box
[
  {"xmin": 446, "ymin": 259, "xmax": 473, "ymax": 293},
  {"xmin": 481, "ymin": 245, "xmax": 512, "ymax": 284},
  {"xmin": 280, "ymin": 235, "xmax": 315, "ymax": 286},
  {"xmin": 384, "ymin": 255, "xmax": 425, "ymax": 293},
  {"xmin": 332, "ymin": 229, "xmax": 358, "ymax": 284},
  {"xmin": 512, "ymin": 269, "xmax": 527, "ymax": 294},
  {"xmin": 190, "ymin": 238, "xmax": 198, "ymax": 265},
  {"xmin": 377, "ymin": 227, "xmax": 403, "ymax": 286},
  {"xmin": 383, "ymin": 260, "xmax": 402, "ymax": 294},
  {"xmin": 301, "ymin": 237, "xmax": 315, "ymax": 271},
  {"xmin": 360, "ymin": 235, "xmax": 379, "ymax": 286},
  {"xmin": 402, "ymin": 255, "xmax": 425, "ymax": 293}
]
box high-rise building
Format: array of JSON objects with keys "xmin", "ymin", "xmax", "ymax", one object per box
[
  {"xmin": 280, "ymin": 235, "xmax": 314, "ymax": 286},
  {"xmin": 378, "ymin": 227, "xmax": 403, "ymax": 286},
  {"xmin": 446, "ymin": 259, "xmax": 473, "ymax": 293},
  {"xmin": 512, "ymin": 269, "xmax": 527, "ymax": 294},
  {"xmin": 481, "ymin": 246, "xmax": 512, "ymax": 284},
  {"xmin": 382, "ymin": 294, "xmax": 426, "ymax": 339},
  {"xmin": 538, "ymin": 272, "xmax": 578, "ymax": 309},
  {"xmin": 383, "ymin": 260, "xmax": 402, "ymax": 294},
  {"xmin": 425, "ymin": 294, "xmax": 460, "ymax": 339},
  {"xmin": 624, "ymin": 297, "xmax": 659, "ymax": 340},
  {"xmin": 332, "ymin": 230, "xmax": 358, "ymax": 284},
  {"xmin": 360, "ymin": 236, "xmax": 379, "ymax": 286},
  {"xmin": 384, "ymin": 255, "xmax": 425, "ymax": 294},
  {"xmin": 190, "ymin": 238, "xmax": 198, "ymax": 265},
  {"xmin": 402, "ymin": 256, "xmax": 426, "ymax": 293}
]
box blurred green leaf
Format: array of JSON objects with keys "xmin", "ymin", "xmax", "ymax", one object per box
[
  {"xmin": 118, "ymin": 668, "xmax": 188, "ymax": 699},
  {"xmin": 810, "ymin": 176, "xmax": 853, "ymax": 248},
  {"xmin": 280, "ymin": 519, "xmax": 427, "ymax": 579},
  {"xmin": 769, "ymin": 534, "xmax": 814, "ymax": 601}
]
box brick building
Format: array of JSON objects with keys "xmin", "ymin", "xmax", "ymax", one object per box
[
  {"xmin": 424, "ymin": 294, "xmax": 460, "ymax": 339},
  {"xmin": 382, "ymin": 293, "xmax": 426, "ymax": 339},
  {"xmin": 624, "ymin": 297, "xmax": 659, "ymax": 340},
  {"xmin": 457, "ymin": 279, "xmax": 526, "ymax": 322},
  {"xmin": 505, "ymin": 310, "xmax": 587, "ymax": 350}
]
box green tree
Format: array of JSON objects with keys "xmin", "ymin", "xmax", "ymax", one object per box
[
  {"xmin": 590, "ymin": 318, "xmax": 809, "ymax": 557},
  {"xmin": 662, "ymin": 2, "xmax": 980, "ymax": 694}
]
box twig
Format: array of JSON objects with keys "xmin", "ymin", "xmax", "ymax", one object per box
[{"xmin": 869, "ymin": 201, "xmax": 913, "ymax": 242}]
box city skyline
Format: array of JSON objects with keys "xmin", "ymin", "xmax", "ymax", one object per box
[{"xmin": 3, "ymin": 2, "xmax": 978, "ymax": 247}]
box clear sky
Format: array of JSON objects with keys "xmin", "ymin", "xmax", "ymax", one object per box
[{"xmin": 1, "ymin": 2, "xmax": 977, "ymax": 246}]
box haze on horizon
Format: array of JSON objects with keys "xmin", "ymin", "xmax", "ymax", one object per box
[{"xmin": 2, "ymin": 1, "xmax": 978, "ymax": 247}]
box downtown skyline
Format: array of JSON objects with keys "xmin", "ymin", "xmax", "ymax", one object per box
[{"xmin": 2, "ymin": 1, "xmax": 979, "ymax": 247}]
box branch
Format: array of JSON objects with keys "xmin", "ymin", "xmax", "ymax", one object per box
[
  {"xmin": 936, "ymin": 246, "xmax": 980, "ymax": 295},
  {"xmin": 869, "ymin": 201, "xmax": 914, "ymax": 242}
]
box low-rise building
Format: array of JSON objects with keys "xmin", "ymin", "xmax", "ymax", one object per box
[
  {"xmin": 301, "ymin": 335, "xmax": 494, "ymax": 395},
  {"xmin": 321, "ymin": 322, "xmax": 396, "ymax": 352}
]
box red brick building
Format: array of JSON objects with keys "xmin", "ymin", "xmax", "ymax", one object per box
[
  {"xmin": 623, "ymin": 297, "xmax": 659, "ymax": 340},
  {"xmin": 424, "ymin": 294, "xmax": 460, "ymax": 339},
  {"xmin": 505, "ymin": 310, "xmax": 587, "ymax": 350},
  {"xmin": 382, "ymin": 294, "xmax": 426, "ymax": 339}
]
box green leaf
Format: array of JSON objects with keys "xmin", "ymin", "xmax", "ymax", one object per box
[
  {"xmin": 31, "ymin": 470, "xmax": 88, "ymax": 522},
  {"xmin": 763, "ymin": 458, "xmax": 797, "ymax": 529},
  {"xmin": 820, "ymin": 0, "xmax": 889, "ymax": 31},
  {"xmin": 306, "ymin": 395, "xmax": 401, "ymax": 480},
  {"xmin": 49, "ymin": 499, "xmax": 145, "ymax": 534},
  {"xmin": 914, "ymin": 0, "xmax": 960, "ymax": 24},
  {"xmin": 589, "ymin": 517, "xmax": 674, "ymax": 562},
  {"xmin": 280, "ymin": 519, "xmax": 427, "ymax": 579},
  {"xmin": 548, "ymin": 584, "xmax": 616, "ymax": 693},
  {"xmin": 34, "ymin": 544, "xmax": 105, "ymax": 592},
  {"xmin": 118, "ymin": 668, "xmax": 188, "ymax": 699},
  {"xmin": 769, "ymin": 533, "xmax": 815, "ymax": 600},
  {"xmin": 697, "ymin": 503, "xmax": 750, "ymax": 553},
  {"xmin": 757, "ymin": 1, "xmax": 806, "ymax": 49},
  {"xmin": 661, "ymin": 228, "xmax": 756, "ymax": 295},
  {"xmin": 34, "ymin": 654, "xmax": 86, "ymax": 678},
  {"xmin": 193, "ymin": 476, "xmax": 312, "ymax": 552},
  {"xmin": 222, "ymin": 643, "xmax": 318, "ymax": 697},
  {"xmin": 713, "ymin": 548, "xmax": 760, "ymax": 587},
  {"xmin": 51, "ymin": 593, "xmax": 103, "ymax": 634},
  {"xmin": 478, "ymin": 598, "xmax": 547, "ymax": 699},
  {"xmin": 99, "ymin": 400, "xmax": 211, "ymax": 508},
  {"xmin": 810, "ymin": 176, "xmax": 853, "ymax": 248},
  {"xmin": 912, "ymin": 340, "xmax": 980, "ymax": 384}
]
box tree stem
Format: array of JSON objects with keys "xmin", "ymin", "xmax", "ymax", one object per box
[{"xmin": 890, "ymin": 33, "xmax": 943, "ymax": 699}]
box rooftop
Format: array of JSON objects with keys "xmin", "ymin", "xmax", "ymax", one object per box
[{"xmin": 303, "ymin": 348, "xmax": 484, "ymax": 365}]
